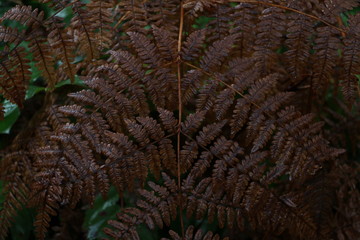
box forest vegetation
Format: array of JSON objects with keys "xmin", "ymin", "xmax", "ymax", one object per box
[{"xmin": 0, "ymin": 0, "xmax": 359, "ymax": 239}]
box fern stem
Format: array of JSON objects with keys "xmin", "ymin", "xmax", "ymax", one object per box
[{"xmin": 177, "ymin": 2, "xmax": 185, "ymax": 238}]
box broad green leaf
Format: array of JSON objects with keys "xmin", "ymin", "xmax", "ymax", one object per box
[
  {"xmin": 26, "ymin": 85, "xmax": 45, "ymax": 99},
  {"xmin": 83, "ymin": 187, "xmax": 120, "ymax": 240},
  {"xmin": 0, "ymin": 100, "xmax": 20, "ymax": 134},
  {"xmin": 10, "ymin": 208, "xmax": 35, "ymax": 240},
  {"xmin": 55, "ymin": 75, "xmax": 85, "ymax": 89}
]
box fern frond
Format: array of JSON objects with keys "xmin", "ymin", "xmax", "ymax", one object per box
[
  {"xmin": 158, "ymin": 107, "xmax": 178, "ymax": 134},
  {"xmin": 145, "ymin": 0, "xmax": 179, "ymax": 34},
  {"xmin": 71, "ymin": 1, "xmax": 98, "ymax": 60},
  {"xmin": 253, "ymin": 7, "xmax": 286, "ymax": 74},
  {"xmin": 87, "ymin": 0, "xmax": 114, "ymax": 51},
  {"xmin": 28, "ymin": 29, "xmax": 57, "ymax": 88},
  {"xmin": 200, "ymin": 34, "xmax": 238, "ymax": 71},
  {"xmin": 1, "ymin": 5, "xmax": 44, "ymax": 27},
  {"xmin": 206, "ymin": 4, "xmax": 232, "ymax": 42},
  {"xmin": 47, "ymin": 17, "xmax": 76, "ymax": 82},
  {"xmin": 104, "ymin": 174, "xmax": 178, "ymax": 239},
  {"xmin": 102, "ymin": 132, "xmax": 146, "ymax": 192},
  {"xmin": 0, "ymin": 2, "xmax": 357, "ymax": 239},
  {"xmin": 181, "ymin": 111, "xmax": 206, "ymax": 136},
  {"xmin": 152, "ymin": 25, "xmax": 177, "ymax": 61},
  {"xmin": 30, "ymin": 170, "xmax": 63, "ymax": 240},
  {"xmin": 0, "ymin": 26, "xmax": 24, "ymax": 45},
  {"xmin": 196, "ymin": 80, "xmax": 218, "ymax": 111},
  {"xmin": 318, "ymin": 0, "xmax": 359, "ymax": 23},
  {"xmin": 128, "ymin": 31, "xmax": 161, "ymax": 66},
  {"xmin": 0, "ymin": 152, "xmax": 31, "ymax": 240},
  {"xmin": 117, "ymin": 0, "xmax": 148, "ymax": 33},
  {"xmin": 184, "ymin": 0, "xmax": 225, "ymax": 18},
  {"xmin": 0, "ymin": 47, "xmax": 30, "ymax": 107},
  {"xmin": 311, "ymin": 26, "xmax": 341, "ymax": 96},
  {"xmin": 285, "ymin": 13, "xmax": 312, "ymax": 83},
  {"xmin": 340, "ymin": 15, "xmax": 360, "ymax": 104},
  {"xmin": 163, "ymin": 225, "xmax": 229, "ymax": 240},
  {"xmin": 181, "ymin": 29, "xmax": 206, "ymax": 61},
  {"xmin": 230, "ymin": 3, "xmax": 258, "ymax": 58},
  {"xmin": 40, "ymin": 0, "xmax": 71, "ymax": 11}
]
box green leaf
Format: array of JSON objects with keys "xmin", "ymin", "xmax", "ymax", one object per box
[
  {"xmin": 10, "ymin": 208, "xmax": 35, "ymax": 240},
  {"xmin": 29, "ymin": 62, "xmax": 42, "ymax": 82},
  {"xmin": 137, "ymin": 224, "xmax": 159, "ymax": 240},
  {"xmin": 192, "ymin": 16, "xmax": 215, "ymax": 29},
  {"xmin": 54, "ymin": 75, "xmax": 85, "ymax": 89},
  {"xmin": 83, "ymin": 187, "xmax": 120, "ymax": 240},
  {"xmin": 0, "ymin": 100, "xmax": 20, "ymax": 134},
  {"xmin": 26, "ymin": 85, "xmax": 45, "ymax": 99},
  {"xmin": 56, "ymin": 6, "xmax": 73, "ymax": 25}
]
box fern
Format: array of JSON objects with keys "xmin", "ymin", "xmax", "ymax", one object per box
[{"xmin": 0, "ymin": 0, "xmax": 359, "ymax": 240}]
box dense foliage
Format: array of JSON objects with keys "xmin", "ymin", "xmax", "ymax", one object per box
[{"xmin": 0, "ymin": 0, "xmax": 359, "ymax": 239}]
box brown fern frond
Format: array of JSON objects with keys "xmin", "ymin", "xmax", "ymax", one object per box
[
  {"xmin": 40, "ymin": 0, "xmax": 71, "ymax": 12},
  {"xmin": 152, "ymin": 25, "xmax": 177, "ymax": 61},
  {"xmin": 335, "ymin": 162, "xmax": 360, "ymax": 240},
  {"xmin": 145, "ymin": 0, "xmax": 180, "ymax": 34},
  {"xmin": 46, "ymin": 17, "xmax": 76, "ymax": 82},
  {"xmin": 311, "ymin": 26, "xmax": 341, "ymax": 97},
  {"xmin": 0, "ymin": 152, "xmax": 31, "ymax": 240},
  {"xmin": 102, "ymin": 131, "xmax": 146, "ymax": 193},
  {"xmin": 71, "ymin": 1, "xmax": 98, "ymax": 60},
  {"xmin": 28, "ymin": 29, "xmax": 57, "ymax": 88},
  {"xmin": 1, "ymin": 1, "xmax": 358, "ymax": 239},
  {"xmin": 0, "ymin": 8, "xmax": 38, "ymax": 103},
  {"xmin": 196, "ymin": 120, "xmax": 227, "ymax": 147},
  {"xmin": 321, "ymin": 98, "xmax": 360, "ymax": 156},
  {"xmin": 128, "ymin": 31, "xmax": 161, "ymax": 66},
  {"xmin": 87, "ymin": 0, "xmax": 114, "ymax": 51},
  {"xmin": 181, "ymin": 137, "xmax": 330, "ymax": 237},
  {"xmin": 0, "ymin": 26, "xmax": 24, "ymax": 45},
  {"xmin": 200, "ymin": 34, "xmax": 238, "ymax": 71},
  {"xmin": 116, "ymin": 0, "xmax": 148, "ymax": 33},
  {"xmin": 29, "ymin": 169, "xmax": 63, "ymax": 240},
  {"xmin": 0, "ymin": 47, "xmax": 30, "ymax": 107},
  {"xmin": 159, "ymin": 138, "xmax": 177, "ymax": 175},
  {"xmin": 214, "ymin": 88, "xmax": 235, "ymax": 120},
  {"xmin": 108, "ymin": 49, "xmax": 146, "ymax": 82},
  {"xmin": 340, "ymin": 15, "xmax": 360, "ymax": 104},
  {"xmin": 230, "ymin": 73, "xmax": 278, "ymax": 137},
  {"xmin": 182, "ymin": 70, "xmax": 204, "ymax": 105},
  {"xmin": 163, "ymin": 225, "xmax": 229, "ymax": 240},
  {"xmin": 195, "ymin": 80, "xmax": 218, "ymax": 111},
  {"xmin": 302, "ymin": 171, "xmax": 337, "ymax": 238},
  {"xmin": 111, "ymin": 34, "xmax": 178, "ymax": 109},
  {"xmin": 318, "ymin": 0, "xmax": 359, "ymax": 23},
  {"xmin": 104, "ymin": 174, "xmax": 178, "ymax": 239},
  {"xmin": 230, "ymin": 3, "xmax": 258, "ymax": 58},
  {"xmin": 183, "ymin": 0, "xmax": 225, "ymax": 17},
  {"xmin": 206, "ymin": 4, "xmax": 233, "ymax": 42},
  {"xmin": 285, "ymin": 12, "xmax": 313, "ymax": 84},
  {"xmin": 67, "ymin": 90, "xmax": 121, "ymax": 131},
  {"xmin": 158, "ymin": 107, "xmax": 178, "ymax": 134},
  {"xmin": 180, "ymin": 140, "xmax": 199, "ymax": 173},
  {"xmin": 181, "ymin": 111, "xmax": 206, "ymax": 136},
  {"xmin": 1, "ymin": 5, "xmax": 44, "ymax": 27},
  {"xmin": 181, "ymin": 29, "xmax": 206, "ymax": 61},
  {"xmin": 253, "ymin": 7, "xmax": 286, "ymax": 75}
]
